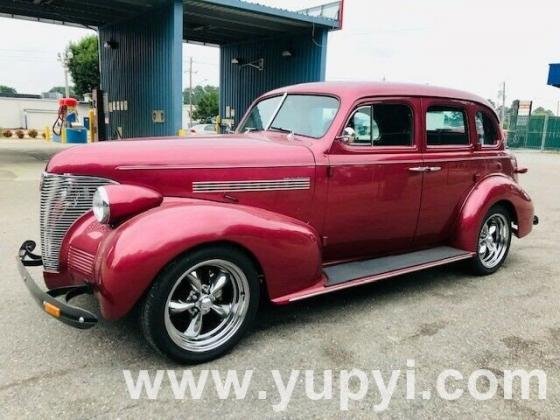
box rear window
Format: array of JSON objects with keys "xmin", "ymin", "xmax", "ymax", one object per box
[{"xmin": 426, "ymin": 106, "xmax": 469, "ymax": 146}]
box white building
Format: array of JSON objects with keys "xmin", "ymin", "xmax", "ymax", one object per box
[{"xmin": 0, "ymin": 96, "xmax": 90, "ymax": 130}]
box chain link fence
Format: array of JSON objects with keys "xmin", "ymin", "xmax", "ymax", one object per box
[{"xmin": 507, "ymin": 115, "xmax": 560, "ymax": 150}]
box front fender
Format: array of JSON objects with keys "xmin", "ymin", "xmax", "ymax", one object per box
[
  {"xmin": 95, "ymin": 198, "xmax": 321, "ymax": 319},
  {"xmin": 451, "ymin": 174, "xmax": 534, "ymax": 252}
]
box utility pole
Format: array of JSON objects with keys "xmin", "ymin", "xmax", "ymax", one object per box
[
  {"xmin": 499, "ymin": 81, "xmax": 506, "ymax": 128},
  {"xmin": 57, "ymin": 50, "xmax": 73, "ymax": 98},
  {"xmin": 188, "ymin": 56, "xmax": 193, "ymax": 128}
]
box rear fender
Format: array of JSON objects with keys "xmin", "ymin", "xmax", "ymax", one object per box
[
  {"xmin": 95, "ymin": 199, "xmax": 321, "ymax": 319},
  {"xmin": 451, "ymin": 174, "xmax": 534, "ymax": 252}
]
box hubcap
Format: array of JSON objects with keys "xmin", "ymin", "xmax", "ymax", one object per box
[
  {"xmin": 164, "ymin": 259, "xmax": 249, "ymax": 352},
  {"xmin": 478, "ymin": 213, "xmax": 510, "ymax": 269}
]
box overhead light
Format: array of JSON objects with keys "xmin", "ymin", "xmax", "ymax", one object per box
[
  {"xmin": 231, "ymin": 57, "xmax": 240, "ymax": 65},
  {"xmin": 281, "ymin": 50, "xmax": 293, "ymax": 57}
]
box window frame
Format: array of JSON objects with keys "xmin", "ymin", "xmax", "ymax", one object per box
[
  {"xmin": 338, "ymin": 98, "xmax": 418, "ymax": 153},
  {"xmin": 423, "ymin": 99, "xmax": 473, "ymax": 151}
]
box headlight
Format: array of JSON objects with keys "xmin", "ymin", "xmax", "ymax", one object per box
[
  {"xmin": 92, "ymin": 184, "xmax": 162, "ymax": 225},
  {"xmin": 92, "ymin": 187, "xmax": 110, "ymax": 224}
]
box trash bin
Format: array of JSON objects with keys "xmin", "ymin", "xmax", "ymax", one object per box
[{"xmin": 66, "ymin": 127, "xmax": 88, "ymax": 143}]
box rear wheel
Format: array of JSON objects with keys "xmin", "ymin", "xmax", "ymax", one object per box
[
  {"xmin": 140, "ymin": 245, "xmax": 260, "ymax": 363},
  {"xmin": 470, "ymin": 204, "xmax": 512, "ymax": 275}
]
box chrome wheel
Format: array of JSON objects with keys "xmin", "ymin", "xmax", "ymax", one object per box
[
  {"xmin": 478, "ymin": 213, "xmax": 510, "ymax": 269},
  {"xmin": 164, "ymin": 259, "xmax": 250, "ymax": 353}
]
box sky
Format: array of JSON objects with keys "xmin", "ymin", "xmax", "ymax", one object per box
[{"xmin": 1, "ymin": 0, "xmax": 559, "ymax": 112}]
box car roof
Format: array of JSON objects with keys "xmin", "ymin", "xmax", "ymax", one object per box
[{"xmin": 266, "ymin": 81, "xmax": 496, "ymax": 114}]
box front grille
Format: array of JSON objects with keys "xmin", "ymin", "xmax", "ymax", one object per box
[{"xmin": 40, "ymin": 173, "xmax": 115, "ymax": 272}]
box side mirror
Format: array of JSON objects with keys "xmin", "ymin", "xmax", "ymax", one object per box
[{"xmin": 337, "ymin": 127, "xmax": 357, "ymax": 144}]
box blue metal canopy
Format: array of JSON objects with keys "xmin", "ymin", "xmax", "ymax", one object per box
[
  {"xmin": 0, "ymin": 0, "xmax": 342, "ymax": 138},
  {"xmin": 0, "ymin": 0, "xmax": 341, "ymax": 43}
]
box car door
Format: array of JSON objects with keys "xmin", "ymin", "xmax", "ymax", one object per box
[
  {"xmin": 323, "ymin": 98, "xmax": 424, "ymax": 262},
  {"xmin": 414, "ymin": 98, "xmax": 480, "ymax": 247}
]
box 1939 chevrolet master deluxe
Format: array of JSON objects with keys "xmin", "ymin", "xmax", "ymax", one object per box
[{"xmin": 18, "ymin": 82, "xmax": 537, "ymax": 363}]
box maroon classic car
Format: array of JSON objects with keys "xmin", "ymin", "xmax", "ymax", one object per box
[{"xmin": 18, "ymin": 82, "xmax": 537, "ymax": 363}]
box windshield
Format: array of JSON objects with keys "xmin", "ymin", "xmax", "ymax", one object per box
[{"xmin": 239, "ymin": 94, "xmax": 339, "ymax": 138}]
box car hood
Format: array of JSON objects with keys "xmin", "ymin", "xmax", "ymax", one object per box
[{"xmin": 46, "ymin": 133, "xmax": 316, "ymax": 177}]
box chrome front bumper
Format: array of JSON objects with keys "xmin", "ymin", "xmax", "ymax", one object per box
[{"xmin": 17, "ymin": 240, "xmax": 98, "ymax": 329}]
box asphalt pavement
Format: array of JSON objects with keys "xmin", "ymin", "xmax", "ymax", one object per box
[{"xmin": 0, "ymin": 140, "xmax": 558, "ymax": 418}]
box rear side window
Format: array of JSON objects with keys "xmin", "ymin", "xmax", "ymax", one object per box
[
  {"xmin": 426, "ymin": 106, "xmax": 469, "ymax": 146},
  {"xmin": 346, "ymin": 103, "xmax": 413, "ymax": 147},
  {"xmin": 475, "ymin": 111, "xmax": 498, "ymax": 146}
]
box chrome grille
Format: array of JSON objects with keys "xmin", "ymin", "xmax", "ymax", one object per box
[{"xmin": 40, "ymin": 173, "xmax": 115, "ymax": 272}]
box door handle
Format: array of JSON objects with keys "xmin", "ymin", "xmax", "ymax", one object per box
[
  {"xmin": 427, "ymin": 166, "xmax": 442, "ymax": 172},
  {"xmin": 408, "ymin": 166, "xmax": 429, "ymax": 172}
]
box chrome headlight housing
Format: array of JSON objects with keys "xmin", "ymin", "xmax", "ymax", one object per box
[{"xmin": 92, "ymin": 186, "xmax": 110, "ymax": 224}]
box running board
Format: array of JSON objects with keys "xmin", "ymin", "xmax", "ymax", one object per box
[
  {"xmin": 325, "ymin": 246, "xmax": 472, "ymax": 286},
  {"xmin": 271, "ymin": 246, "xmax": 474, "ymax": 304}
]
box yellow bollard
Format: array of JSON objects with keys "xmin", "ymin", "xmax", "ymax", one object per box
[
  {"xmin": 88, "ymin": 109, "xmax": 95, "ymax": 142},
  {"xmin": 177, "ymin": 128, "xmax": 187, "ymax": 137},
  {"xmin": 61, "ymin": 126, "xmax": 67, "ymax": 143}
]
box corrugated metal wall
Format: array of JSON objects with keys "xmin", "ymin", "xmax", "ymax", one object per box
[
  {"xmin": 99, "ymin": 0, "xmax": 182, "ymax": 139},
  {"xmin": 220, "ymin": 29, "xmax": 328, "ymax": 125}
]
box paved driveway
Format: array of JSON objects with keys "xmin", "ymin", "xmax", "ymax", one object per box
[{"xmin": 0, "ymin": 141, "xmax": 558, "ymax": 418}]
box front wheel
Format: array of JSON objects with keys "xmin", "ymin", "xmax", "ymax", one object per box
[
  {"xmin": 470, "ymin": 204, "xmax": 512, "ymax": 275},
  {"xmin": 140, "ymin": 245, "xmax": 260, "ymax": 364}
]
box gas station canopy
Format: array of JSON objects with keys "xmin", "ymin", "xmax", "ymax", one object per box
[
  {"xmin": 0, "ymin": 0, "xmax": 340, "ymax": 44},
  {"xmin": 0, "ymin": 0, "xmax": 342, "ymax": 138}
]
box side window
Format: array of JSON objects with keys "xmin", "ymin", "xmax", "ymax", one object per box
[
  {"xmin": 346, "ymin": 103, "xmax": 413, "ymax": 147},
  {"xmin": 426, "ymin": 106, "xmax": 469, "ymax": 146},
  {"xmin": 475, "ymin": 111, "xmax": 498, "ymax": 146}
]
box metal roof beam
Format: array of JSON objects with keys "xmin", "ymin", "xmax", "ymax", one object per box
[
  {"xmin": 194, "ymin": 0, "xmax": 339, "ymax": 28},
  {"xmin": 183, "ymin": 10, "xmax": 305, "ymax": 34}
]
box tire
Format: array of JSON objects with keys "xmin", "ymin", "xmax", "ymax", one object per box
[
  {"xmin": 470, "ymin": 204, "xmax": 512, "ymax": 275},
  {"xmin": 140, "ymin": 245, "xmax": 260, "ymax": 364}
]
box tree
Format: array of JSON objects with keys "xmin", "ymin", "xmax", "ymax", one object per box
[
  {"xmin": 0, "ymin": 85, "xmax": 17, "ymax": 94},
  {"xmin": 67, "ymin": 35, "xmax": 100, "ymax": 97},
  {"xmin": 532, "ymin": 106, "xmax": 554, "ymax": 117},
  {"xmin": 183, "ymin": 85, "xmax": 218, "ymax": 106},
  {"xmin": 192, "ymin": 89, "xmax": 219, "ymax": 122},
  {"xmin": 48, "ymin": 86, "xmax": 76, "ymax": 98}
]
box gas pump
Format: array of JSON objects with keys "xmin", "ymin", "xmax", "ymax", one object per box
[{"xmin": 52, "ymin": 98, "xmax": 78, "ymax": 141}]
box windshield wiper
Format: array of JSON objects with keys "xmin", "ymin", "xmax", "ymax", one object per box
[{"xmin": 268, "ymin": 126, "xmax": 293, "ymax": 134}]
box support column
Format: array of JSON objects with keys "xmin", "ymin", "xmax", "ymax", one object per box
[{"xmin": 99, "ymin": 0, "xmax": 183, "ymax": 138}]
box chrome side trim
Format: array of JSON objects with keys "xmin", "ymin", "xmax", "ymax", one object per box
[
  {"xmin": 192, "ymin": 177, "xmax": 311, "ymax": 193},
  {"xmin": 117, "ymin": 163, "xmax": 315, "ymax": 170}
]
